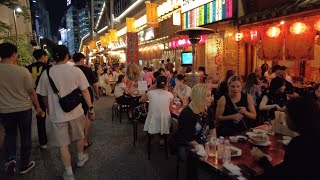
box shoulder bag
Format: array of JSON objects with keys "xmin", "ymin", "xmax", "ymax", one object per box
[{"xmin": 46, "ymin": 67, "xmax": 82, "ymax": 112}]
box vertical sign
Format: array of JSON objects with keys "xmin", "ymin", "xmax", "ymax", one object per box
[
  {"xmin": 126, "ymin": 32, "xmax": 139, "ymax": 65},
  {"xmin": 146, "ymin": 2, "xmax": 159, "ymax": 28}
]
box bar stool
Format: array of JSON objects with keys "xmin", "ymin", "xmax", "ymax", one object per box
[{"xmin": 111, "ymin": 101, "xmax": 130, "ymax": 123}]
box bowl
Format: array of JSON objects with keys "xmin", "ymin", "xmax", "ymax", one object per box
[
  {"xmin": 249, "ymin": 134, "xmax": 269, "ymax": 144},
  {"xmin": 229, "ymin": 136, "xmax": 238, "ymax": 143}
]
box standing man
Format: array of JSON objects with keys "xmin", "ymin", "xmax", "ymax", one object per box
[
  {"xmin": 73, "ymin": 52, "xmax": 99, "ymax": 149},
  {"xmin": 0, "ymin": 43, "xmax": 43, "ymax": 175},
  {"xmin": 165, "ymin": 58, "xmax": 174, "ymax": 73},
  {"xmin": 26, "ymin": 49, "xmax": 49, "ymax": 149},
  {"xmin": 37, "ymin": 45, "xmax": 94, "ymax": 180}
]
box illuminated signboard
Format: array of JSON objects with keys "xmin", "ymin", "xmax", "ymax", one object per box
[
  {"xmin": 67, "ymin": 0, "xmax": 71, "ymax": 6},
  {"xmin": 181, "ymin": 0, "xmax": 213, "ymax": 13},
  {"xmin": 169, "ymin": 34, "xmax": 208, "ymax": 48},
  {"xmin": 182, "ymin": 0, "xmax": 233, "ymax": 29}
]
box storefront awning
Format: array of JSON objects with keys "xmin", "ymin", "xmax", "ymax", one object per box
[{"xmin": 237, "ymin": 0, "xmax": 320, "ymax": 27}]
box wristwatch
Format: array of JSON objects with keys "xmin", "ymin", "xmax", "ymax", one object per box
[{"xmin": 88, "ymin": 106, "xmax": 94, "ymax": 112}]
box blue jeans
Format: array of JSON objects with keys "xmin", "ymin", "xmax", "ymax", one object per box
[{"xmin": 0, "ymin": 109, "xmax": 32, "ymax": 169}]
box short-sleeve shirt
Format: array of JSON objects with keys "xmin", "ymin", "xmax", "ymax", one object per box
[
  {"xmin": 76, "ymin": 65, "xmax": 98, "ymax": 100},
  {"xmin": 114, "ymin": 82, "xmax": 126, "ymax": 97},
  {"xmin": 174, "ymin": 84, "xmax": 192, "ymax": 98},
  {"xmin": 26, "ymin": 62, "xmax": 50, "ymax": 87},
  {"xmin": 36, "ymin": 64, "xmax": 89, "ymax": 123},
  {"xmin": 176, "ymin": 106, "xmax": 215, "ymax": 144},
  {"xmin": 0, "ymin": 64, "xmax": 35, "ymax": 113}
]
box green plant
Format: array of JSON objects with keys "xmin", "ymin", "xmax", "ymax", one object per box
[{"xmin": 2, "ymin": 36, "xmax": 33, "ymax": 66}]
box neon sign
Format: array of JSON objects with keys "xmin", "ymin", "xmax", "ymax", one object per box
[
  {"xmin": 169, "ymin": 34, "xmax": 208, "ymax": 48},
  {"xmin": 182, "ymin": 0, "xmax": 233, "ymax": 29}
]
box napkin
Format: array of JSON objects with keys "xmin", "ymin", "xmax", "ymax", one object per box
[
  {"xmin": 196, "ymin": 144, "xmax": 206, "ymax": 157},
  {"xmin": 223, "ymin": 162, "xmax": 241, "ymax": 176}
]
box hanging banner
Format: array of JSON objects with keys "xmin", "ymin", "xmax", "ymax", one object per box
[
  {"xmin": 109, "ymin": 29, "xmax": 118, "ymax": 42},
  {"xmin": 88, "ymin": 41, "xmax": 96, "ymax": 51},
  {"xmin": 100, "ymin": 36, "xmax": 107, "ymax": 45},
  {"xmin": 173, "ymin": 12, "xmax": 181, "ymax": 26},
  {"xmin": 259, "ymin": 26, "xmax": 284, "ymax": 61},
  {"xmin": 105, "ymin": 33, "xmax": 111, "ymax": 44},
  {"xmin": 126, "ymin": 18, "xmax": 136, "ymax": 32},
  {"xmin": 146, "ymin": 2, "xmax": 159, "ymax": 28},
  {"xmin": 285, "ymin": 20, "xmax": 316, "ymax": 61},
  {"xmin": 182, "ymin": 0, "xmax": 233, "ymax": 29},
  {"xmin": 126, "ymin": 32, "xmax": 139, "ymax": 65}
]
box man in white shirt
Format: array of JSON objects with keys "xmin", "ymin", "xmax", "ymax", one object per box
[{"xmin": 37, "ymin": 45, "xmax": 94, "ymax": 180}]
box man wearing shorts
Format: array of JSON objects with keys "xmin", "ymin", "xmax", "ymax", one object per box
[
  {"xmin": 73, "ymin": 52, "xmax": 99, "ymax": 149},
  {"xmin": 37, "ymin": 45, "xmax": 95, "ymax": 180}
]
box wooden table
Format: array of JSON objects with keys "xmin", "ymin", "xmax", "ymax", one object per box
[{"xmin": 201, "ymin": 126, "xmax": 286, "ymax": 179}]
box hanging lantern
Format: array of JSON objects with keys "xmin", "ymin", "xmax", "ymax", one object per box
[
  {"xmin": 250, "ymin": 30, "xmax": 258, "ymax": 41},
  {"xmin": 314, "ymin": 19, "xmax": 320, "ymax": 31},
  {"xmin": 266, "ymin": 26, "xmax": 281, "ymax": 38},
  {"xmin": 235, "ymin": 32, "xmax": 243, "ymax": 41},
  {"xmin": 109, "ymin": 29, "xmax": 118, "ymax": 42},
  {"xmin": 290, "ymin": 22, "xmax": 307, "ymax": 35},
  {"xmin": 126, "ymin": 17, "xmax": 136, "ymax": 32},
  {"xmin": 100, "ymin": 36, "xmax": 107, "ymax": 45}
]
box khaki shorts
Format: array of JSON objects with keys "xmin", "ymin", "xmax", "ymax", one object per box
[{"xmin": 51, "ymin": 115, "xmax": 85, "ymax": 147}]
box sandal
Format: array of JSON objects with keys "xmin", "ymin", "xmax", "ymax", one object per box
[{"xmin": 84, "ymin": 142, "xmax": 93, "ymax": 150}]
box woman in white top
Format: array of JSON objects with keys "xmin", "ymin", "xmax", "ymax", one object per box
[
  {"xmin": 172, "ymin": 74, "xmax": 192, "ymax": 103},
  {"xmin": 140, "ymin": 75, "xmax": 173, "ymax": 135},
  {"xmin": 114, "ymin": 74, "xmax": 133, "ymax": 120}
]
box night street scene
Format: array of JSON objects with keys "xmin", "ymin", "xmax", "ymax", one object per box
[{"xmin": 0, "ymin": 0, "xmax": 320, "ymax": 179}]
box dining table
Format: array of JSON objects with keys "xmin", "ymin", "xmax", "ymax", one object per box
[{"xmin": 200, "ymin": 126, "xmax": 286, "ymax": 179}]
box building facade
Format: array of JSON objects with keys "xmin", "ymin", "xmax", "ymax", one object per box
[{"xmin": 29, "ymin": 0, "xmax": 52, "ymax": 41}]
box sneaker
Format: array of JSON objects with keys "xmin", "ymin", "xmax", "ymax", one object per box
[
  {"xmin": 19, "ymin": 161, "xmax": 35, "ymax": 174},
  {"xmin": 62, "ymin": 171, "xmax": 75, "ymax": 180},
  {"xmin": 40, "ymin": 144, "xmax": 47, "ymax": 150},
  {"xmin": 76, "ymin": 153, "xmax": 89, "ymax": 167},
  {"xmin": 4, "ymin": 160, "xmax": 16, "ymax": 176}
]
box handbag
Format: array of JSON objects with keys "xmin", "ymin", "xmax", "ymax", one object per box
[{"xmin": 46, "ymin": 67, "xmax": 82, "ymax": 112}]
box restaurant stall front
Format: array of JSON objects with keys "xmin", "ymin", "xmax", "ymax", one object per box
[
  {"xmin": 237, "ymin": 0, "xmax": 320, "ymax": 84},
  {"xmin": 178, "ymin": 0, "xmax": 239, "ymax": 82}
]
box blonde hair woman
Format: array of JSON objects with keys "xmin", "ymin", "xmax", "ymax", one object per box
[{"xmin": 174, "ymin": 84, "xmax": 215, "ymax": 180}]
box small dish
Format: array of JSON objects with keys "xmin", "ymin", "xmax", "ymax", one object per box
[
  {"xmin": 230, "ymin": 146, "xmax": 242, "ymax": 157},
  {"xmin": 229, "ymin": 136, "xmax": 238, "ymax": 143},
  {"xmin": 253, "ymin": 129, "xmax": 267, "ymax": 134},
  {"xmin": 249, "ymin": 139, "xmax": 271, "ymax": 146},
  {"xmin": 236, "ymin": 135, "xmax": 248, "ymax": 141},
  {"xmin": 282, "ymin": 136, "xmax": 292, "ymax": 140}
]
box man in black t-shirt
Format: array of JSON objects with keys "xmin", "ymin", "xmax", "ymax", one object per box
[
  {"xmin": 26, "ymin": 49, "xmax": 49, "ymax": 149},
  {"xmin": 73, "ymin": 53, "xmax": 99, "ymax": 150}
]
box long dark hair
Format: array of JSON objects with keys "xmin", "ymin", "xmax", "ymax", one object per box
[
  {"xmin": 245, "ymin": 73, "xmax": 258, "ymax": 87},
  {"xmin": 116, "ymin": 74, "xmax": 125, "ymax": 84},
  {"xmin": 269, "ymin": 77, "xmax": 285, "ymax": 95}
]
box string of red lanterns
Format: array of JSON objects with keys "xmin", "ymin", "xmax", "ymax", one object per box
[{"xmin": 237, "ymin": 17, "xmax": 320, "ymax": 42}]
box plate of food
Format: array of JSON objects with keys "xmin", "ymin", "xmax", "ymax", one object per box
[
  {"xmin": 236, "ymin": 135, "xmax": 248, "ymax": 141},
  {"xmin": 249, "ymin": 134, "xmax": 269, "ymax": 144},
  {"xmin": 230, "ymin": 146, "xmax": 242, "ymax": 157}
]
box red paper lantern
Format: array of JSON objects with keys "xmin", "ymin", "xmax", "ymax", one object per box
[
  {"xmin": 235, "ymin": 32, "xmax": 243, "ymax": 41},
  {"xmin": 314, "ymin": 19, "xmax": 320, "ymax": 31},
  {"xmin": 266, "ymin": 26, "xmax": 281, "ymax": 38},
  {"xmin": 290, "ymin": 22, "xmax": 307, "ymax": 35}
]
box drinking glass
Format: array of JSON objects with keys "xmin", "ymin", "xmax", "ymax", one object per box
[{"xmin": 207, "ymin": 135, "xmax": 217, "ymax": 157}]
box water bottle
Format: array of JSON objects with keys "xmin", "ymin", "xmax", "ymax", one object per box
[
  {"xmin": 223, "ymin": 140, "xmax": 231, "ymax": 163},
  {"xmin": 217, "ymin": 136, "xmax": 225, "ymax": 159}
]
